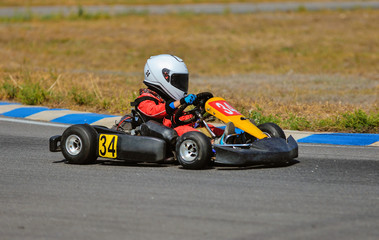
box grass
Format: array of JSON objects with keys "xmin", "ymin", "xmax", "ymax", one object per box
[
  {"xmin": 0, "ymin": 0, "xmax": 357, "ymax": 7},
  {"xmin": 0, "ymin": 69, "xmax": 138, "ymax": 115},
  {"xmin": 0, "ymin": 9, "xmax": 378, "ymax": 133},
  {"xmin": 249, "ymin": 105, "xmax": 378, "ymax": 133},
  {"xmin": 1, "ymin": 10, "xmax": 378, "ymax": 76},
  {"xmin": 1, "ymin": 68, "xmax": 377, "ymax": 133}
]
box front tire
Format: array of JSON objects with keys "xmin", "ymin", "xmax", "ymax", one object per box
[
  {"xmin": 175, "ymin": 131, "xmax": 212, "ymax": 169},
  {"xmin": 258, "ymin": 122, "xmax": 286, "ymax": 139},
  {"xmin": 61, "ymin": 124, "xmax": 98, "ymax": 164}
]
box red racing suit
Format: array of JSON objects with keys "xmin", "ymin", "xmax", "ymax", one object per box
[
  {"xmin": 132, "ymin": 88, "xmax": 197, "ymax": 136},
  {"xmin": 132, "ymin": 88, "xmax": 223, "ymax": 136}
]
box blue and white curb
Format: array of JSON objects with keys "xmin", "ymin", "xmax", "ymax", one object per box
[
  {"xmin": 0, "ymin": 101, "xmax": 120, "ymax": 126},
  {"xmin": 284, "ymin": 130, "xmax": 379, "ymax": 147},
  {"xmin": 1, "ymin": 101, "xmax": 378, "ymax": 147}
]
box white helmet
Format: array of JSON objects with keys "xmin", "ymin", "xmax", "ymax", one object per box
[{"xmin": 144, "ymin": 54, "xmax": 189, "ymax": 100}]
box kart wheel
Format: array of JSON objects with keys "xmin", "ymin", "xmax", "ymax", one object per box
[
  {"xmin": 176, "ymin": 131, "xmax": 212, "ymax": 169},
  {"xmin": 258, "ymin": 122, "xmax": 286, "ymax": 139},
  {"xmin": 61, "ymin": 124, "xmax": 98, "ymax": 164}
]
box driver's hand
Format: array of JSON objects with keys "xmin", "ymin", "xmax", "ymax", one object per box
[{"xmin": 180, "ymin": 94, "xmax": 197, "ymax": 105}]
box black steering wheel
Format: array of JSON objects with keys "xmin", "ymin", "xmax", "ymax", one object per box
[{"xmin": 173, "ymin": 92, "xmax": 213, "ymax": 127}]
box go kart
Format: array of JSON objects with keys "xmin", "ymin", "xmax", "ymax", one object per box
[{"xmin": 49, "ymin": 92, "xmax": 298, "ymax": 169}]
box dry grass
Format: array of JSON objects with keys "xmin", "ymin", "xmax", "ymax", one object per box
[
  {"xmin": 193, "ymin": 73, "xmax": 378, "ymax": 131},
  {"xmin": 0, "ymin": 0, "xmax": 357, "ymax": 7},
  {"xmin": 0, "ymin": 70, "xmax": 140, "ymax": 115},
  {"xmin": 1, "ymin": 10, "xmax": 378, "ymax": 77},
  {"xmin": 0, "ymin": 9, "xmax": 378, "ymax": 132}
]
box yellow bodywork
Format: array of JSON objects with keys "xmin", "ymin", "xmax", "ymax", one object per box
[{"xmin": 205, "ymin": 97, "xmax": 268, "ymax": 139}]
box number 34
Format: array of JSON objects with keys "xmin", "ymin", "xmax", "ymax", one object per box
[{"xmin": 99, "ymin": 134, "xmax": 118, "ymax": 158}]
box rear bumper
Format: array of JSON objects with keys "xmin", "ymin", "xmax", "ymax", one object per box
[
  {"xmin": 49, "ymin": 135, "xmax": 62, "ymax": 152},
  {"xmin": 214, "ymin": 135, "xmax": 298, "ymax": 165}
]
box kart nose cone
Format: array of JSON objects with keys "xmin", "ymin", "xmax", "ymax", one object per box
[{"xmin": 214, "ymin": 136, "xmax": 298, "ymax": 165}]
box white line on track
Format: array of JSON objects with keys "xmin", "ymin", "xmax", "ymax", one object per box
[{"xmin": 0, "ymin": 116, "xmax": 68, "ymax": 128}]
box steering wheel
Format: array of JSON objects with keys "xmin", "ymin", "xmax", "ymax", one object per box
[{"xmin": 173, "ymin": 92, "xmax": 213, "ymax": 127}]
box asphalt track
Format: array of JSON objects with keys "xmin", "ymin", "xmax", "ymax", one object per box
[
  {"xmin": 1, "ymin": 1, "xmax": 379, "ymax": 17},
  {"xmin": 0, "ymin": 117, "xmax": 378, "ymax": 240}
]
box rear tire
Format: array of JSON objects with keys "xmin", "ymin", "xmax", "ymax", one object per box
[
  {"xmin": 258, "ymin": 122, "xmax": 286, "ymax": 139},
  {"xmin": 61, "ymin": 124, "xmax": 98, "ymax": 164},
  {"xmin": 176, "ymin": 131, "xmax": 212, "ymax": 169}
]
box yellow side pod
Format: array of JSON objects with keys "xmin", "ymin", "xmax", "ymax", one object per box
[{"xmin": 205, "ymin": 97, "xmax": 268, "ymax": 140}]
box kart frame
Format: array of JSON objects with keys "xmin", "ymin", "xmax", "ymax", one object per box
[{"xmin": 49, "ymin": 92, "xmax": 299, "ymax": 169}]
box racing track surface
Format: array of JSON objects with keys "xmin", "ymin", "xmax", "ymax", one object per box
[{"xmin": 0, "ymin": 118, "xmax": 378, "ymax": 240}]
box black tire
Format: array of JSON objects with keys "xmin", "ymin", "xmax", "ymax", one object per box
[
  {"xmin": 258, "ymin": 122, "xmax": 286, "ymax": 139},
  {"xmin": 61, "ymin": 124, "xmax": 98, "ymax": 164},
  {"xmin": 175, "ymin": 131, "xmax": 212, "ymax": 169}
]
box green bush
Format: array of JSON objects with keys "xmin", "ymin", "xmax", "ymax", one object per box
[
  {"xmin": 2, "ymin": 81, "xmax": 18, "ymax": 99},
  {"xmin": 283, "ymin": 113, "xmax": 311, "ymax": 131},
  {"xmin": 340, "ymin": 109, "xmax": 378, "ymax": 132},
  {"xmin": 17, "ymin": 82, "xmax": 48, "ymax": 105},
  {"xmin": 316, "ymin": 109, "xmax": 378, "ymax": 133},
  {"xmin": 70, "ymin": 87, "xmax": 96, "ymax": 106},
  {"xmin": 248, "ymin": 105, "xmax": 280, "ymax": 125}
]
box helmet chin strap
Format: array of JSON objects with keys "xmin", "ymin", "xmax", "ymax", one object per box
[{"xmin": 147, "ymin": 84, "xmax": 174, "ymax": 102}]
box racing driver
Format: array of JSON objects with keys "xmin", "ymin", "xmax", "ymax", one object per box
[{"xmin": 132, "ymin": 54, "xmax": 226, "ymax": 137}]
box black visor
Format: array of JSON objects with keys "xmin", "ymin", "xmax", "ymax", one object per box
[{"xmin": 171, "ymin": 74, "xmax": 189, "ymax": 93}]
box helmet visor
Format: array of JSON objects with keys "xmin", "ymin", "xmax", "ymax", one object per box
[{"xmin": 171, "ymin": 74, "xmax": 189, "ymax": 93}]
